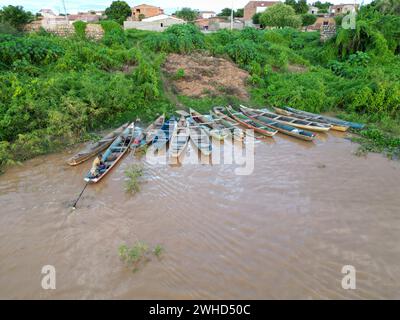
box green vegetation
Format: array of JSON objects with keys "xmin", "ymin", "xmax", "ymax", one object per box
[
  {"xmin": 173, "ymin": 68, "xmax": 185, "ymax": 80},
  {"xmin": 285, "ymin": 0, "xmax": 310, "ymax": 14},
  {"xmin": 301, "ymin": 14, "xmax": 317, "ymax": 27},
  {"xmin": 217, "ymin": 8, "xmax": 244, "ymax": 18},
  {"xmin": 73, "ymin": 21, "xmax": 87, "ymax": 38},
  {"xmin": 0, "ymin": 5, "xmax": 33, "ymax": 31},
  {"xmin": 0, "ymin": 0, "xmax": 399, "ymax": 173},
  {"xmin": 260, "ymin": 3, "xmax": 302, "ymax": 29},
  {"xmin": 105, "ymin": 1, "xmax": 131, "ymax": 25},
  {"xmin": 174, "ymin": 7, "xmax": 199, "ymax": 22},
  {"xmin": 124, "ymin": 164, "xmax": 144, "ymax": 194},
  {"xmin": 118, "ymin": 242, "xmax": 164, "ymax": 272}
]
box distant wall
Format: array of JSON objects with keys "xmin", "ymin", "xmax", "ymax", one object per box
[
  {"xmin": 25, "ymin": 21, "xmax": 104, "ymax": 39},
  {"xmin": 124, "ymin": 18, "xmax": 185, "ymax": 32}
]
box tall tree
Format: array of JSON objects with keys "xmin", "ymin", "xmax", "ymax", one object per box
[
  {"xmin": 175, "ymin": 7, "xmax": 199, "ymax": 22},
  {"xmin": 105, "ymin": 1, "xmax": 131, "ymax": 24},
  {"xmin": 375, "ymin": 0, "xmax": 400, "ymax": 15},
  {"xmin": 285, "ymin": 0, "xmax": 309, "ymax": 14},
  {"xmin": 301, "ymin": 13, "xmax": 317, "ymax": 27},
  {"xmin": 252, "ymin": 12, "xmax": 262, "ymax": 25},
  {"xmin": 312, "ymin": 1, "xmax": 333, "ymax": 11},
  {"xmin": 235, "ymin": 8, "xmax": 244, "ymax": 18},
  {"xmin": 0, "ymin": 5, "xmax": 33, "ymax": 30},
  {"xmin": 260, "ymin": 3, "xmax": 302, "ymax": 28},
  {"xmin": 218, "ymin": 8, "xmax": 234, "ymax": 17},
  {"xmin": 296, "ymin": 0, "xmax": 309, "ymax": 14}
]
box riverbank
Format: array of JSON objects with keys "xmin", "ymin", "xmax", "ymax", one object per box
[{"xmin": 1, "ymin": 18, "xmax": 400, "ymax": 173}]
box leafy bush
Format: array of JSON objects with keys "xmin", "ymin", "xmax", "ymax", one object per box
[
  {"xmin": 73, "ymin": 21, "xmax": 87, "ymax": 39},
  {"xmin": 145, "ymin": 24, "xmax": 205, "ymax": 54},
  {"xmin": 0, "ymin": 35, "xmax": 64, "ymax": 67}
]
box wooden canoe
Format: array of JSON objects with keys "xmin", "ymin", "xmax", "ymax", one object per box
[
  {"xmin": 169, "ymin": 116, "xmax": 190, "ymax": 158},
  {"xmin": 208, "ymin": 112, "xmax": 245, "ymax": 142},
  {"xmin": 273, "ymin": 107, "xmax": 348, "ymax": 132},
  {"xmin": 241, "ymin": 105, "xmax": 331, "ymax": 132},
  {"xmin": 84, "ymin": 123, "xmax": 135, "ymax": 184},
  {"xmin": 152, "ymin": 117, "xmax": 177, "ymax": 151},
  {"xmin": 225, "ymin": 106, "xmax": 278, "ymax": 137},
  {"xmin": 67, "ymin": 123, "xmax": 129, "ymax": 166},
  {"xmin": 144, "ymin": 114, "xmax": 165, "ymax": 144},
  {"xmin": 187, "ymin": 117, "xmax": 212, "ymax": 156},
  {"xmin": 240, "ymin": 106, "xmax": 316, "ymax": 141},
  {"xmin": 190, "ymin": 108, "xmax": 229, "ymax": 141},
  {"xmin": 278, "ymin": 106, "xmax": 365, "ymax": 130}
]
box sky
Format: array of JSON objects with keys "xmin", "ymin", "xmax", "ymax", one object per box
[{"xmin": 0, "ymin": 1, "xmax": 369, "ymax": 15}]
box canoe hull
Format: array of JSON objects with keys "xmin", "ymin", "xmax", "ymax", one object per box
[
  {"xmin": 240, "ymin": 107, "xmax": 315, "ymax": 142},
  {"xmin": 281, "ymin": 106, "xmax": 364, "ymax": 130},
  {"xmin": 169, "ymin": 117, "xmax": 190, "ymax": 158},
  {"xmin": 84, "ymin": 123, "xmax": 135, "ymax": 184},
  {"xmin": 67, "ymin": 123, "xmax": 129, "ymax": 166},
  {"xmin": 225, "ymin": 107, "xmax": 277, "ymax": 137},
  {"xmin": 274, "ymin": 107, "xmax": 349, "ymax": 132}
]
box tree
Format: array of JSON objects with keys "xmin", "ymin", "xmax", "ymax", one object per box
[
  {"xmin": 285, "ymin": 0, "xmax": 297, "ymax": 9},
  {"xmin": 301, "ymin": 13, "xmax": 317, "ymax": 28},
  {"xmin": 218, "ymin": 8, "xmax": 233, "ymax": 17},
  {"xmin": 105, "ymin": 1, "xmax": 131, "ymax": 24},
  {"xmin": 0, "ymin": 5, "xmax": 33, "ymax": 30},
  {"xmin": 260, "ymin": 3, "xmax": 302, "ymax": 28},
  {"xmin": 375, "ymin": 0, "xmax": 400, "ymax": 15},
  {"xmin": 252, "ymin": 12, "xmax": 262, "ymax": 25},
  {"xmin": 235, "ymin": 8, "xmax": 244, "ymax": 17},
  {"xmin": 285, "ymin": 0, "xmax": 309, "ymax": 14},
  {"xmin": 175, "ymin": 7, "xmax": 199, "ymax": 22},
  {"xmin": 313, "ymin": 1, "xmax": 333, "ymax": 11},
  {"xmin": 296, "ymin": 0, "xmax": 309, "ymax": 14}
]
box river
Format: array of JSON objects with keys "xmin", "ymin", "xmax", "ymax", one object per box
[{"xmin": 0, "ymin": 130, "xmax": 399, "ymax": 299}]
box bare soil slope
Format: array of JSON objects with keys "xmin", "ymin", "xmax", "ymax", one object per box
[{"xmin": 163, "ymin": 53, "xmax": 249, "ymax": 100}]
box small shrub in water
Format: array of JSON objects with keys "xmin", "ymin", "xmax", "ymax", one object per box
[
  {"xmin": 118, "ymin": 242, "xmax": 164, "ymax": 272},
  {"xmin": 124, "ymin": 164, "xmax": 144, "ymax": 194}
]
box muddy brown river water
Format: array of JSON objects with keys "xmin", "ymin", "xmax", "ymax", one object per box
[{"xmin": 0, "ymin": 131, "xmax": 400, "ymax": 299}]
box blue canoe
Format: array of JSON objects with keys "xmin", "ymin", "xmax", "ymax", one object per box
[
  {"xmin": 152, "ymin": 117, "xmax": 177, "ymax": 151},
  {"xmin": 84, "ymin": 123, "xmax": 136, "ymax": 183}
]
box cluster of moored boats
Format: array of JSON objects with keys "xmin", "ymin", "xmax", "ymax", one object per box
[{"xmin": 67, "ymin": 105, "xmax": 365, "ymax": 184}]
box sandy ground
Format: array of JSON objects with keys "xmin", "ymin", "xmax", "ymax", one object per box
[{"xmin": 163, "ymin": 53, "xmax": 250, "ymax": 100}]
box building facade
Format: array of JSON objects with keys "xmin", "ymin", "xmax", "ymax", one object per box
[
  {"xmin": 329, "ymin": 4, "xmax": 358, "ymax": 16},
  {"xmin": 308, "ymin": 6, "xmax": 319, "ymax": 15},
  {"xmin": 199, "ymin": 11, "xmax": 217, "ymax": 19},
  {"xmin": 130, "ymin": 4, "xmax": 164, "ymax": 21},
  {"xmin": 243, "ymin": 1, "xmax": 280, "ymax": 22},
  {"xmin": 124, "ymin": 14, "xmax": 185, "ymax": 32}
]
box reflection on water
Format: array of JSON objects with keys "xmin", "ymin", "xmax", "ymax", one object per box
[{"xmin": 0, "ymin": 131, "xmax": 400, "ymax": 299}]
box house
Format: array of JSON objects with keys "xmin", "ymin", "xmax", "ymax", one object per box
[
  {"xmin": 307, "ymin": 16, "xmax": 336, "ymax": 31},
  {"xmin": 38, "ymin": 9, "xmax": 57, "ymax": 18},
  {"xmin": 213, "ymin": 19, "xmax": 244, "ymax": 31},
  {"xmin": 130, "ymin": 4, "xmax": 164, "ymax": 21},
  {"xmin": 195, "ymin": 17, "xmax": 226, "ymax": 31},
  {"xmin": 124, "ymin": 14, "xmax": 185, "ymax": 32},
  {"xmin": 199, "ymin": 11, "xmax": 217, "ymax": 19},
  {"xmin": 308, "ymin": 6, "xmax": 319, "ymax": 15},
  {"xmin": 329, "ymin": 4, "xmax": 358, "ymax": 16},
  {"xmin": 243, "ymin": 1, "xmax": 280, "ymax": 22}
]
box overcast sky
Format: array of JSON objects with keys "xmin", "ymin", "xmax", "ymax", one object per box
[{"xmin": 0, "ymin": 1, "xmax": 368, "ymax": 14}]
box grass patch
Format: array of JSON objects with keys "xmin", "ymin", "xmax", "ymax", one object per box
[
  {"xmin": 118, "ymin": 242, "xmax": 164, "ymax": 272},
  {"xmin": 124, "ymin": 164, "xmax": 144, "ymax": 194},
  {"xmin": 352, "ymin": 128, "xmax": 400, "ymax": 159}
]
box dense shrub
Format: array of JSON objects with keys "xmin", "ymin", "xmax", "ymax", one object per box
[{"xmin": 145, "ymin": 24, "xmax": 205, "ymax": 53}]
